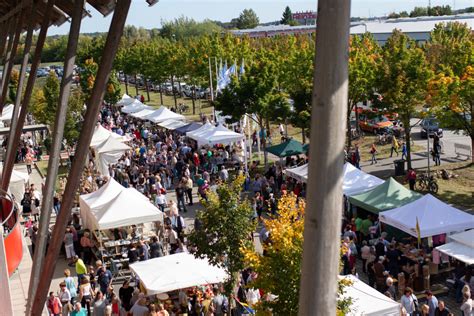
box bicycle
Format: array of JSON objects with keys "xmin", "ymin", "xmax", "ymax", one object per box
[{"xmin": 416, "ymin": 173, "xmax": 439, "ymax": 194}]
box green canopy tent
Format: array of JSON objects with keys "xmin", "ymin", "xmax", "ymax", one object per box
[
  {"xmin": 266, "ymin": 139, "xmax": 304, "ymax": 158},
  {"xmin": 348, "ymin": 177, "xmax": 422, "ymax": 214}
]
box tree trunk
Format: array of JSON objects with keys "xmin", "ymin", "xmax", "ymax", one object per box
[
  {"xmin": 404, "ymin": 122, "xmax": 412, "ymax": 169},
  {"xmin": 159, "ymin": 83, "xmax": 163, "ymax": 105},
  {"xmin": 302, "ymin": 127, "xmax": 306, "ymax": 144},
  {"xmin": 471, "ymin": 136, "xmax": 474, "ymax": 164},
  {"xmin": 192, "ymin": 84, "xmax": 196, "ymax": 115},
  {"xmin": 134, "ymin": 74, "xmax": 139, "ymax": 97},
  {"xmin": 145, "ymin": 78, "xmax": 150, "ymax": 102},
  {"xmin": 347, "ymin": 102, "xmax": 354, "ymax": 149},
  {"xmin": 170, "ymin": 76, "xmax": 177, "ymax": 108},
  {"xmin": 124, "ymin": 74, "xmax": 129, "ymax": 95}
]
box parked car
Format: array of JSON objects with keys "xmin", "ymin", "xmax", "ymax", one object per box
[
  {"xmin": 358, "ymin": 113, "xmax": 393, "ymax": 134},
  {"xmin": 420, "ymin": 117, "xmax": 443, "ymax": 138}
]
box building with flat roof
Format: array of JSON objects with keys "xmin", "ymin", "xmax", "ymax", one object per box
[{"xmin": 231, "ymin": 14, "xmax": 474, "ymax": 44}]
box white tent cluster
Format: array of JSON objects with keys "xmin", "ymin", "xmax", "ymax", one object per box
[
  {"xmin": 79, "ymin": 178, "xmax": 163, "ymax": 230},
  {"xmin": 436, "ymin": 230, "xmax": 474, "ymax": 265},
  {"xmin": 0, "ymin": 163, "xmax": 29, "ymax": 201}
]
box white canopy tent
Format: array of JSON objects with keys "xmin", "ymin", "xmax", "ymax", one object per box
[
  {"xmin": 90, "ymin": 125, "xmax": 128, "ymax": 148},
  {"xmin": 188, "ymin": 124, "xmax": 245, "ymax": 146},
  {"xmin": 340, "ymin": 275, "xmax": 401, "ymax": 316},
  {"xmin": 116, "ymin": 94, "xmax": 135, "ymax": 107},
  {"xmin": 0, "ymin": 103, "xmax": 14, "ymax": 121},
  {"xmin": 130, "ymin": 253, "xmax": 228, "ymax": 295},
  {"xmin": 144, "ymin": 106, "xmax": 185, "ymax": 123},
  {"xmin": 121, "ymin": 100, "xmax": 151, "ymax": 114},
  {"xmin": 186, "ymin": 122, "xmax": 214, "ymax": 140},
  {"xmin": 342, "ymin": 162, "xmax": 385, "ymax": 196},
  {"xmin": 130, "ymin": 108, "xmax": 156, "ymax": 119},
  {"xmin": 0, "ymin": 163, "xmax": 29, "ymax": 201},
  {"xmin": 284, "ymin": 162, "xmax": 384, "ymax": 196},
  {"xmin": 380, "ymin": 194, "xmax": 474, "ymax": 238},
  {"xmin": 94, "ymin": 136, "xmax": 131, "ymax": 175},
  {"xmin": 79, "ymin": 178, "xmax": 163, "ymax": 230},
  {"xmin": 436, "ymin": 230, "xmax": 474, "ymax": 265},
  {"xmin": 157, "ymin": 119, "xmax": 188, "ymax": 130}
]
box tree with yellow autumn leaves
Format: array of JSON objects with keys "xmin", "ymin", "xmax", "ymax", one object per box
[{"xmin": 241, "ymin": 193, "xmax": 352, "ymax": 315}]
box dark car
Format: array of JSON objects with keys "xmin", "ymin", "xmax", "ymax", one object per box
[{"xmin": 420, "ymin": 117, "xmax": 443, "ymax": 138}]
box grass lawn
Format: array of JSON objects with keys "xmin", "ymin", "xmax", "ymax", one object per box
[
  {"xmin": 35, "ymin": 160, "xmax": 69, "ymax": 190},
  {"xmin": 418, "ymin": 162, "xmax": 474, "ymax": 211},
  {"xmin": 120, "ymin": 83, "xmax": 213, "ymax": 121}
]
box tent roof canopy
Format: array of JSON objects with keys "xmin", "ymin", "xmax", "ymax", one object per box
[
  {"xmin": 130, "ymin": 253, "xmax": 228, "ymax": 295},
  {"xmin": 130, "ymin": 108, "xmax": 156, "ymax": 119},
  {"xmin": 284, "ymin": 163, "xmax": 308, "ymax": 183},
  {"xmin": 116, "ymin": 94, "xmax": 135, "ymax": 106},
  {"xmin": 79, "ymin": 178, "xmax": 162, "ymax": 230},
  {"xmin": 145, "ymin": 106, "xmax": 185, "ymax": 123},
  {"xmin": 95, "ymin": 135, "xmax": 131, "ymax": 154},
  {"xmin": 380, "ymin": 194, "xmax": 474, "ymax": 238},
  {"xmin": 90, "ymin": 125, "xmax": 127, "ymax": 148},
  {"xmin": 175, "ymin": 122, "xmax": 203, "ymax": 135},
  {"xmin": 266, "ymin": 139, "xmax": 304, "ymax": 158},
  {"xmin": 190, "ymin": 124, "xmax": 245, "ymax": 146},
  {"xmin": 157, "ymin": 119, "xmax": 189, "ymax": 130},
  {"xmin": 348, "ymin": 177, "xmax": 422, "ymax": 213},
  {"xmin": 436, "ymin": 230, "xmax": 474, "ymax": 265},
  {"xmin": 121, "ymin": 100, "xmax": 150, "ymax": 114}
]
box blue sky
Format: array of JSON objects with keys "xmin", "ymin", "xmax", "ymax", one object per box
[{"xmin": 48, "ymin": 0, "xmax": 473, "ymax": 35}]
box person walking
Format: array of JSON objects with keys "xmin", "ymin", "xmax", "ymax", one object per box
[
  {"xmin": 425, "ymin": 290, "xmax": 438, "ymax": 316},
  {"xmin": 47, "ymin": 292, "xmax": 62, "ymax": 316},
  {"xmin": 175, "ymin": 183, "xmax": 187, "ymax": 213},
  {"xmin": 401, "ymin": 142, "xmax": 407, "ymax": 160},
  {"xmin": 370, "ymin": 143, "xmax": 377, "ymax": 164},
  {"xmin": 390, "ymin": 136, "xmax": 399, "ymax": 157},
  {"xmin": 184, "ymin": 176, "xmax": 193, "ymax": 206},
  {"xmin": 354, "ymin": 145, "xmax": 361, "ymax": 169},
  {"xmin": 59, "ymin": 282, "xmax": 72, "ymax": 316},
  {"xmin": 406, "ymin": 168, "xmax": 417, "ymax": 191}
]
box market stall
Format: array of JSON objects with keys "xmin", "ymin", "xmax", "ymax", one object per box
[
  {"xmin": 348, "ymin": 178, "xmax": 422, "ymax": 214},
  {"xmin": 130, "ymin": 253, "xmax": 228, "ymax": 295},
  {"xmin": 144, "ymin": 106, "xmax": 185, "ymax": 123},
  {"xmin": 130, "ymin": 108, "xmax": 156, "ymax": 120},
  {"xmin": 0, "ymin": 163, "xmax": 29, "ymax": 201},
  {"xmin": 116, "ymin": 94, "xmax": 135, "ymax": 107},
  {"xmin": 284, "ymin": 163, "xmax": 384, "ymax": 196},
  {"xmin": 0, "ymin": 103, "xmax": 14, "ymax": 122},
  {"xmin": 266, "ymin": 139, "xmax": 304, "ymax": 158},
  {"xmin": 80, "ymin": 178, "xmax": 163, "ymax": 265},
  {"xmin": 340, "ymin": 275, "xmax": 401, "ymax": 316},
  {"xmin": 186, "ymin": 122, "xmax": 214, "ymax": 140},
  {"xmin": 90, "ymin": 124, "xmax": 129, "ymax": 147},
  {"xmin": 436, "ymin": 230, "xmax": 474, "ymax": 265},
  {"xmin": 94, "ymin": 135, "xmax": 131, "ymax": 175},
  {"xmin": 379, "ymin": 194, "xmax": 474, "ymax": 238},
  {"xmin": 188, "ymin": 124, "xmax": 244, "ymax": 147},
  {"xmin": 157, "ymin": 119, "xmax": 189, "ymax": 130}
]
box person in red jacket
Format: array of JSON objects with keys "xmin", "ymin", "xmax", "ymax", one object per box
[{"xmin": 406, "ymin": 168, "xmax": 417, "ymax": 190}]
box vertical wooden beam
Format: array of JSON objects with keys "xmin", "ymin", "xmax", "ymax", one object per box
[
  {"xmin": 0, "ymin": 21, "xmax": 9, "ymax": 62},
  {"xmin": 26, "ymin": 0, "xmax": 84, "ymax": 312},
  {"xmin": 298, "ymin": 0, "xmax": 351, "ymax": 315},
  {"xmin": 7, "ymin": 2, "xmax": 37, "ymax": 152},
  {"xmin": 30, "ymin": 2, "xmax": 132, "ymax": 314},
  {"xmin": 0, "ymin": 13, "xmax": 24, "ymax": 110},
  {"xmin": 0, "ymin": 0, "xmax": 54, "ymax": 203},
  {"xmin": 0, "ymin": 16, "xmax": 19, "ymax": 99}
]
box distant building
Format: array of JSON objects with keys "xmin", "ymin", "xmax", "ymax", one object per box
[
  {"xmin": 292, "ymin": 11, "xmax": 317, "ymax": 25},
  {"xmin": 231, "ymin": 14, "xmax": 474, "ymax": 44}
]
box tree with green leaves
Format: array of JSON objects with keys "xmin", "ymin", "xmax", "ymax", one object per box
[
  {"xmin": 214, "ymin": 51, "xmax": 290, "ymax": 165},
  {"xmin": 160, "ymin": 17, "xmax": 222, "ymax": 40},
  {"xmin": 376, "ymin": 30, "xmax": 433, "ymax": 169},
  {"xmin": 347, "ymin": 33, "xmax": 381, "ymax": 148},
  {"xmin": 281, "ymin": 6, "xmax": 293, "ymax": 25},
  {"xmin": 426, "ymin": 22, "xmax": 474, "ymax": 162},
  {"xmin": 236, "ymin": 9, "xmax": 260, "ymax": 29},
  {"xmin": 188, "ymin": 175, "xmax": 255, "ymax": 295},
  {"xmin": 30, "ymin": 72, "xmax": 84, "ymax": 145}
]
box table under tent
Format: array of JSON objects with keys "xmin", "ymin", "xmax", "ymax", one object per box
[{"xmin": 79, "ymin": 178, "xmax": 163, "ymax": 275}]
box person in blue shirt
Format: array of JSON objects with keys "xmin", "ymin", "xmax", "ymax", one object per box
[
  {"xmin": 70, "ymin": 302, "xmax": 87, "ymax": 316},
  {"xmin": 425, "ymin": 291, "xmax": 438, "ymax": 316}
]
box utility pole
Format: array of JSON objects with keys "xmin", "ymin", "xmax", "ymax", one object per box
[{"xmin": 298, "ymin": 0, "xmax": 351, "ymax": 315}]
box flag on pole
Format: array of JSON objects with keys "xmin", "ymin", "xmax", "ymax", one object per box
[{"xmin": 416, "ymin": 216, "xmax": 421, "ymax": 246}]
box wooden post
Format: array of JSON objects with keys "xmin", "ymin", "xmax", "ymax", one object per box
[
  {"xmin": 298, "ymin": 0, "xmax": 351, "ymax": 315},
  {"xmin": 0, "ymin": 15, "xmax": 21, "ymax": 108},
  {"xmin": 26, "ymin": 0, "xmax": 84, "ymax": 313},
  {"xmin": 8, "ymin": 2, "xmax": 36, "ymax": 148},
  {"xmin": 0, "ymin": 0, "xmax": 54, "ymax": 197},
  {"xmin": 0, "ymin": 21, "xmax": 9, "ymax": 62},
  {"xmin": 29, "ymin": 2, "xmax": 132, "ymax": 314}
]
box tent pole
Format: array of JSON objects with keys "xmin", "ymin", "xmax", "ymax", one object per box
[
  {"xmin": 27, "ymin": 0, "xmax": 85, "ymax": 312},
  {"xmin": 298, "ymin": 0, "xmax": 351, "ymax": 315},
  {"xmin": 30, "ymin": 2, "xmax": 132, "ymax": 314}
]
